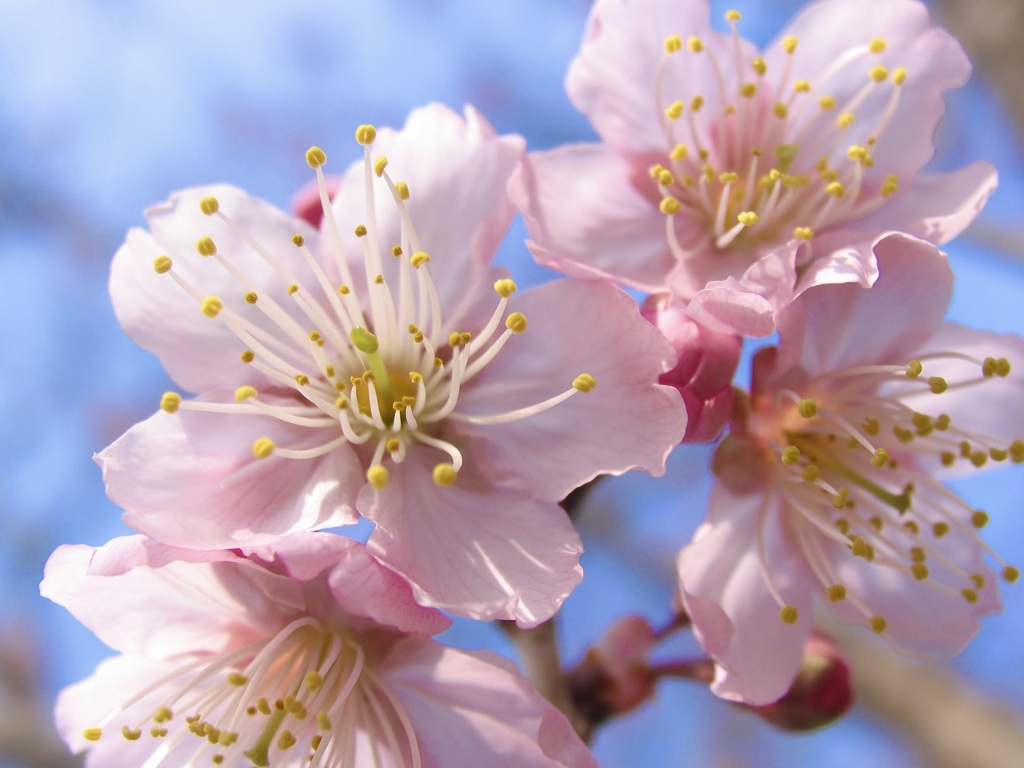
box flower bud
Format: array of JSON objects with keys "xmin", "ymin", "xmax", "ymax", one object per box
[{"xmin": 747, "ymin": 632, "xmax": 853, "ymax": 731}]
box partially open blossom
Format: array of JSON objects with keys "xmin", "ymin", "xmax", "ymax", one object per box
[
  {"xmin": 97, "ymin": 104, "xmax": 686, "ymax": 625},
  {"xmin": 677, "ymin": 234, "xmax": 1024, "ymax": 704},
  {"xmin": 567, "ymin": 615, "xmax": 658, "ymax": 724},
  {"xmin": 642, "ymin": 298, "xmax": 740, "ymax": 442},
  {"xmin": 511, "ymin": 0, "xmax": 995, "ymax": 336},
  {"xmin": 42, "ymin": 534, "xmax": 598, "ymax": 768}
]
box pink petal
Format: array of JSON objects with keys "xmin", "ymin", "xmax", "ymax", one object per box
[
  {"xmin": 110, "ymin": 184, "xmax": 321, "ymax": 394},
  {"xmin": 677, "ymin": 485, "xmax": 814, "ymax": 705},
  {"xmin": 860, "ymin": 163, "xmax": 998, "ymax": 246},
  {"xmin": 765, "ymin": 0, "xmax": 971, "ymax": 177},
  {"xmin": 379, "ymin": 639, "xmax": 598, "ymax": 767},
  {"xmin": 453, "ymin": 279, "xmax": 686, "ymax": 501},
  {"xmin": 97, "ymin": 394, "xmax": 361, "ymax": 549},
  {"xmin": 328, "ymin": 103, "xmax": 523, "ymax": 330},
  {"xmin": 362, "ymin": 453, "xmax": 583, "ymax": 628},
  {"xmin": 510, "ymin": 144, "xmax": 675, "ymax": 292},
  {"xmin": 41, "ymin": 540, "xmax": 287, "ymax": 658},
  {"xmin": 567, "ymin": 0, "xmax": 747, "ymax": 152},
  {"xmin": 775, "ymin": 233, "xmax": 952, "ymax": 376}
]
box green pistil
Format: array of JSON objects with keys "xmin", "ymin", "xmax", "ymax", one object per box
[
  {"xmin": 350, "ymin": 327, "xmax": 391, "ymax": 401},
  {"xmin": 243, "ymin": 706, "xmax": 287, "ymax": 767},
  {"xmin": 787, "ymin": 433, "xmax": 912, "ymax": 514}
]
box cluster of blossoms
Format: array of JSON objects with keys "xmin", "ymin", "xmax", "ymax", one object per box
[{"xmin": 46, "ymin": 0, "xmax": 1023, "ymax": 763}]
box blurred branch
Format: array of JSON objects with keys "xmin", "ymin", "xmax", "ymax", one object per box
[
  {"xmin": 933, "ymin": 0, "xmax": 1024, "ymax": 144},
  {"xmin": 834, "ymin": 624, "xmax": 1024, "ymax": 768}
]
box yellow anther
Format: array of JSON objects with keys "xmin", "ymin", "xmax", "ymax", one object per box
[
  {"xmin": 871, "ymin": 448, "xmax": 889, "ymax": 468},
  {"xmin": 847, "ymin": 145, "xmax": 869, "ymax": 163},
  {"xmin": 961, "ymin": 588, "xmax": 979, "ymax": 604},
  {"xmin": 880, "ymin": 174, "xmax": 899, "ymax": 197},
  {"xmin": 196, "ymin": 236, "xmax": 217, "ymax": 256},
  {"xmin": 832, "ymin": 487, "xmax": 850, "ymax": 509},
  {"xmin": 797, "ymin": 398, "xmax": 817, "ymax": 418},
  {"xmin": 573, "ymin": 373, "xmax": 597, "ymax": 392},
  {"xmin": 153, "ymin": 255, "xmax": 173, "ymax": 274},
  {"xmin": 373, "ymin": 156, "xmax": 388, "ymax": 177},
  {"xmin": 338, "ymin": 285, "xmax": 350, "ymax": 295},
  {"xmin": 827, "ymin": 585, "xmax": 846, "ymax": 602},
  {"xmin": 801, "ymin": 464, "xmax": 821, "ymax": 482},
  {"xmin": 242, "ymin": 291, "xmax": 257, "ymax": 305},
  {"xmin": 870, "ymin": 616, "xmax": 887, "ymax": 634},
  {"xmin": 121, "ymin": 726, "xmax": 141, "ymax": 741},
  {"xmin": 782, "ymin": 36, "xmax": 798, "ymax": 54},
  {"xmin": 725, "ymin": 9, "xmax": 741, "ymax": 21},
  {"xmin": 928, "ymin": 376, "xmax": 947, "ymax": 394},
  {"xmin": 199, "ymin": 196, "xmax": 219, "ymax": 216},
  {"xmin": 227, "ymin": 672, "xmax": 248, "ymax": 686},
  {"xmin": 367, "ymin": 465, "xmax": 389, "ymax": 490},
  {"xmin": 665, "ymin": 100, "xmax": 684, "ymax": 119},
  {"xmin": 252, "ymin": 437, "xmax": 275, "ymax": 459},
  {"xmin": 850, "ymin": 536, "xmax": 868, "ymax": 558},
  {"xmin": 902, "ymin": 359, "xmax": 922, "ymax": 379},
  {"xmin": 241, "ymin": 350, "xmax": 255, "ymax": 363},
  {"xmin": 1004, "ymin": 566, "xmax": 1020, "ymax": 583},
  {"xmin": 691, "ymin": 96, "xmax": 704, "ymax": 112},
  {"xmin": 869, "ymin": 38, "xmax": 886, "ymax": 54},
  {"xmin": 819, "ymin": 95, "xmax": 836, "ymax": 110},
  {"xmin": 294, "ymin": 374, "xmax": 309, "ymax": 387},
  {"xmin": 909, "ymin": 546, "xmax": 926, "ymax": 563},
  {"xmin": 825, "ymin": 181, "xmax": 846, "ymax": 198},
  {"xmin": 752, "ymin": 57, "xmax": 767, "ymax": 76},
  {"xmin": 869, "ymin": 516, "xmax": 884, "ymax": 531},
  {"xmin": 433, "ymin": 463, "xmax": 458, "ymax": 487},
  {"xmin": 200, "ymin": 296, "xmax": 222, "ymax": 318},
  {"xmin": 835, "ymin": 519, "xmax": 851, "ymax": 534},
  {"xmin": 83, "ymin": 728, "xmax": 103, "ymax": 741},
  {"xmin": 493, "ymin": 279, "xmax": 517, "ymax": 298},
  {"xmin": 355, "ymin": 124, "xmax": 377, "ymax": 145},
  {"xmin": 396, "ymin": 181, "xmax": 410, "ymax": 200},
  {"xmin": 334, "ymin": 395, "xmax": 348, "ymax": 409},
  {"xmin": 972, "ymin": 573, "xmax": 986, "ymax": 589},
  {"xmin": 391, "ymin": 245, "xmax": 403, "ymax": 257},
  {"xmin": 665, "ymin": 35, "xmax": 683, "ymax": 53},
  {"xmin": 670, "ymin": 143, "xmax": 689, "ymax": 161},
  {"xmin": 288, "ymin": 284, "xmax": 299, "ymax": 295},
  {"xmin": 304, "ymin": 671, "xmax": 323, "ymax": 692},
  {"xmin": 781, "ymin": 445, "xmax": 801, "ymax": 465},
  {"xmin": 972, "ymin": 510, "xmax": 989, "ymax": 529},
  {"xmin": 278, "ymin": 730, "xmax": 297, "ymax": 750},
  {"xmin": 773, "ymin": 103, "xmax": 789, "ymax": 119},
  {"xmin": 837, "ymin": 112, "xmax": 855, "ymax": 130},
  {"xmin": 869, "ymin": 65, "xmax": 889, "ymax": 83},
  {"xmin": 739, "ymin": 82, "xmax": 756, "ymax": 98},
  {"xmin": 1011, "ymin": 439, "xmax": 1024, "ymax": 462},
  {"xmin": 719, "ymin": 171, "xmax": 739, "ymax": 184},
  {"xmin": 737, "ymin": 211, "xmax": 758, "ymax": 226},
  {"xmin": 385, "ymin": 438, "xmax": 401, "ymax": 453},
  {"xmin": 779, "ymin": 605, "xmax": 799, "ymax": 624},
  {"xmin": 688, "ymin": 36, "xmax": 704, "ymax": 53},
  {"xmin": 649, "ymin": 164, "xmax": 665, "ymax": 179},
  {"xmin": 793, "ymin": 226, "xmax": 814, "ymax": 240},
  {"xmin": 503, "ymin": 312, "xmax": 527, "ymax": 334},
  {"xmin": 410, "ymin": 251, "xmax": 431, "ymax": 268},
  {"xmin": 659, "ymin": 197, "xmax": 682, "ymax": 215},
  {"xmin": 892, "ymin": 67, "xmax": 907, "ymax": 85},
  {"xmin": 159, "ymin": 391, "xmax": 182, "ymax": 414},
  {"xmin": 154, "ymin": 706, "xmax": 173, "ymax": 723},
  {"xmin": 305, "ymin": 146, "xmax": 327, "ymax": 168},
  {"xmin": 291, "ymin": 234, "xmax": 305, "ymax": 247},
  {"xmin": 969, "ymin": 450, "xmax": 988, "ymax": 468},
  {"xmin": 354, "ymin": 224, "xmax": 368, "ymax": 238},
  {"xmin": 793, "ymin": 79, "xmax": 811, "ymax": 93},
  {"xmin": 234, "ymin": 386, "xmax": 257, "ymax": 403},
  {"xmin": 991, "ymin": 447, "xmax": 1010, "ymax": 462},
  {"xmin": 911, "ymin": 563, "xmax": 929, "ymax": 581}
]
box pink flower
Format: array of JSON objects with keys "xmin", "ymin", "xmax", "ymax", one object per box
[
  {"xmin": 42, "ymin": 534, "xmax": 598, "ymax": 768},
  {"xmin": 511, "ymin": 0, "xmax": 996, "ymax": 336},
  {"xmin": 677, "ymin": 233, "xmax": 1024, "ymax": 705},
  {"xmin": 98, "ymin": 103, "xmax": 686, "ymax": 625}
]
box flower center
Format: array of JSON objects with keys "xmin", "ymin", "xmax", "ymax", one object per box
[
  {"xmin": 81, "ymin": 619, "xmax": 421, "ymax": 767},
  {"xmin": 726, "ymin": 351, "xmax": 1021, "ymax": 632},
  {"xmin": 154, "ymin": 126, "xmax": 595, "ymax": 491},
  {"xmin": 653, "ymin": 10, "xmax": 905, "ymax": 258}
]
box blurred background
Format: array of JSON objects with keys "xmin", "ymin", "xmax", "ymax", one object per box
[{"xmin": 1, "ymin": 0, "xmax": 1023, "ymax": 765}]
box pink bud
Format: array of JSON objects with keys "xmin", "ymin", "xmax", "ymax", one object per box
[
  {"xmin": 748, "ymin": 632, "xmax": 853, "ymax": 731},
  {"xmin": 567, "ymin": 615, "xmax": 658, "ymax": 724},
  {"xmin": 641, "ymin": 298, "xmax": 741, "ymax": 443}
]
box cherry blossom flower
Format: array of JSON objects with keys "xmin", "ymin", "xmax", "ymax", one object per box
[
  {"xmin": 42, "ymin": 534, "xmax": 598, "ymax": 768},
  {"xmin": 511, "ymin": 0, "xmax": 996, "ymax": 336},
  {"xmin": 97, "ymin": 103, "xmax": 686, "ymax": 625},
  {"xmin": 677, "ymin": 234, "xmax": 1024, "ymax": 705}
]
